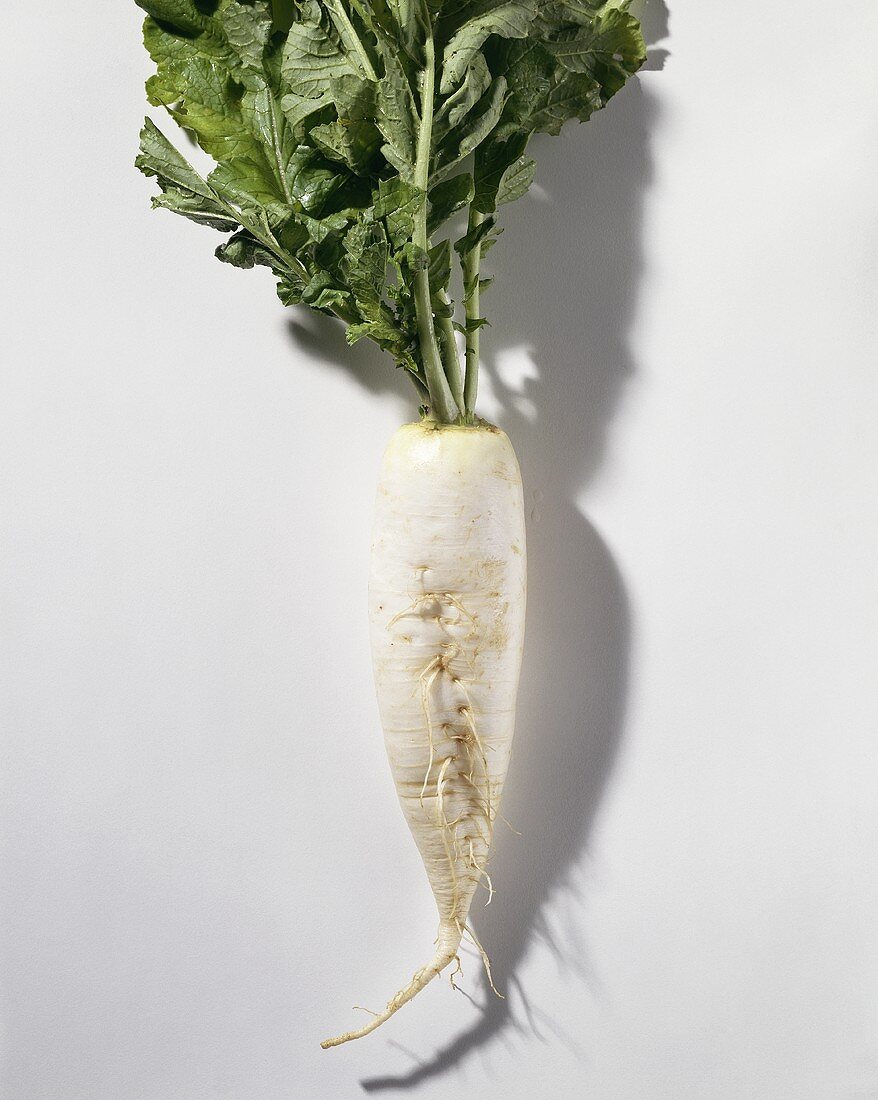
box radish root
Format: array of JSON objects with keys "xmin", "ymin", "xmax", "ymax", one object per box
[
  {"xmin": 321, "ymin": 586, "xmax": 503, "ymax": 1049},
  {"xmin": 320, "ymin": 919, "xmax": 464, "ymax": 1048}
]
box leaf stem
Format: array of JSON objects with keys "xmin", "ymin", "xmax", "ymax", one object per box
[
  {"xmin": 414, "ymin": 34, "xmax": 459, "ymax": 425},
  {"xmin": 435, "ymin": 289, "xmax": 464, "ymax": 411},
  {"xmin": 268, "ymin": 94, "xmax": 294, "ymax": 204},
  {"xmin": 408, "ymin": 367, "xmax": 430, "ymax": 396},
  {"xmin": 462, "ymin": 207, "xmax": 485, "ymax": 419}
]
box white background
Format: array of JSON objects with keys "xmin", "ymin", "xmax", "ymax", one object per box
[{"xmin": 2, "ymin": 2, "xmax": 877, "ymax": 1097}]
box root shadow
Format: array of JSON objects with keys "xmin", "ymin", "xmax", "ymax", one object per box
[{"xmin": 287, "ymin": 4, "xmax": 668, "ymax": 1086}]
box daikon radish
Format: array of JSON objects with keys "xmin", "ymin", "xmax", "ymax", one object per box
[
  {"xmin": 128, "ymin": 0, "xmax": 645, "ymax": 1049},
  {"xmin": 321, "ymin": 421, "xmax": 525, "ymax": 1047}
]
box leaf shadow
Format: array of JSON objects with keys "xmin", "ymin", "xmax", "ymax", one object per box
[{"xmin": 286, "ymin": 3, "xmax": 668, "ymax": 1085}]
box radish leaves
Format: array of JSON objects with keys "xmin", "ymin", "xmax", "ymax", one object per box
[{"xmin": 133, "ymin": 0, "xmax": 645, "ymax": 415}]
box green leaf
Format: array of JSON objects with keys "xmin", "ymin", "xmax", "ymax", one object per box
[
  {"xmin": 136, "ymin": 117, "xmax": 217, "ymax": 200},
  {"xmin": 299, "ymin": 208, "xmax": 350, "ymax": 243},
  {"xmin": 400, "ymin": 241, "xmax": 429, "ymax": 273},
  {"xmin": 286, "ymin": 146, "xmax": 350, "ymax": 212},
  {"xmin": 428, "ymin": 174, "xmax": 474, "ymax": 233},
  {"xmin": 277, "ymin": 218, "xmax": 312, "ymax": 256},
  {"xmin": 216, "ymin": 229, "xmax": 284, "ymax": 269},
  {"xmin": 473, "ymin": 132, "xmax": 533, "ymax": 212},
  {"xmin": 216, "ymin": 1, "xmax": 272, "ymax": 72},
  {"xmin": 142, "ymin": 15, "xmax": 232, "ymax": 108},
  {"xmin": 434, "ymin": 53, "xmax": 491, "ymax": 144},
  {"xmin": 373, "ymin": 178, "xmax": 423, "ymax": 252},
  {"xmin": 453, "ymin": 315, "xmax": 489, "ymax": 334},
  {"xmin": 454, "ymin": 214, "xmax": 497, "ymax": 257},
  {"xmin": 343, "ymin": 231, "xmax": 395, "ymax": 327},
  {"xmin": 138, "ymin": 117, "xmax": 291, "ymax": 250},
  {"xmin": 440, "ymin": 0, "xmax": 538, "ymax": 93},
  {"xmin": 323, "ymin": 0, "xmax": 379, "ymax": 80},
  {"xmin": 281, "ymin": 1, "xmax": 358, "ymax": 100},
  {"xmin": 375, "ymin": 44, "xmax": 418, "ymax": 177},
  {"xmin": 496, "ymin": 1, "xmax": 645, "ymax": 135},
  {"xmin": 245, "ymin": 83, "xmax": 297, "ymax": 200},
  {"xmin": 495, "ymin": 154, "xmax": 535, "ymax": 205},
  {"xmin": 277, "ymin": 276, "xmax": 305, "ymax": 305},
  {"xmin": 271, "ymin": 0, "xmax": 295, "ymax": 33},
  {"xmin": 309, "ymin": 75, "xmax": 382, "ymax": 172},
  {"xmin": 427, "ymin": 239, "xmax": 452, "ymax": 298},
  {"xmin": 301, "ymin": 269, "xmax": 352, "ymax": 312},
  {"xmin": 153, "ymin": 189, "xmax": 239, "ymax": 231},
  {"xmin": 208, "ymin": 157, "xmax": 285, "ymax": 210},
  {"xmin": 346, "ymin": 315, "xmax": 407, "ymax": 350},
  {"xmin": 542, "ymin": 7, "xmax": 646, "ymax": 95},
  {"xmin": 339, "ymin": 217, "xmax": 413, "ymax": 356},
  {"xmin": 387, "ymin": 0, "xmax": 431, "ymax": 63},
  {"xmin": 280, "ymin": 91, "xmax": 333, "ymax": 135},
  {"xmin": 168, "ymin": 55, "xmax": 267, "ymax": 163},
  {"xmin": 135, "ymin": 0, "xmax": 207, "ymax": 36},
  {"xmin": 432, "ymin": 75, "xmax": 507, "ymax": 184}
]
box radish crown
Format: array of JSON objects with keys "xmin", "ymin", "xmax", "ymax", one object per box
[{"xmin": 134, "ymin": 0, "xmax": 645, "ymax": 422}]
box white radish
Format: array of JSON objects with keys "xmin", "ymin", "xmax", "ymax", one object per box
[
  {"xmin": 321, "ymin": 420, "xmax": 526, "ymax": 1048},
  {"xmin": 130, "ymin": 0, "xmax": 644, "ymax": 1052}
]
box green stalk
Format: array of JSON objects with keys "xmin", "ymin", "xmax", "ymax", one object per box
[
  {"xmin": 462, "ymin": 207, "xmax": 485, "ymax": 420},
  {"xmin": 413, "ymin": 34, "xmax": 459, "ymax": 425},
  {"xmin": 408, "ymin": 368, "xmax": 430, "ymax": 397},
  {"xmin": 435, "ymin": 289, "xmax": 464, "ymax": 411}
]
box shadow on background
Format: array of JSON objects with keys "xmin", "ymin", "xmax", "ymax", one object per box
[{"xmin": 290, "ymin": 4, "xmax": 667, "ymax": 1086}]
